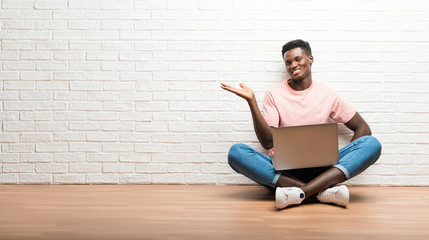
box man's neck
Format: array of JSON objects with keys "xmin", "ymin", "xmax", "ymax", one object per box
[{"xmin": 288, "ymin": 77, "xmax": 312, "ymax": 91}]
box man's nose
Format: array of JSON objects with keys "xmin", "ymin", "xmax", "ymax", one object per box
[{"xmin": 291, "ymin": 60, "xmax": 298, "ymax": 68}]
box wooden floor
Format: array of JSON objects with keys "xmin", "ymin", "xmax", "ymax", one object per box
[{"xmin": 0, "ymin": 185, "xmax": 428, "ymax": 240}]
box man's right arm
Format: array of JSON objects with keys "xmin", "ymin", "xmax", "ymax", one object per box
[{"xmin": 221, "ymin": 83, "xmax": 273, "ymax": 149}]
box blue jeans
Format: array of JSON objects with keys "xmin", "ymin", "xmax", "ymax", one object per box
[{"xmin": 228, "ymin": 136, "xmax": 382, "ymax": 189}]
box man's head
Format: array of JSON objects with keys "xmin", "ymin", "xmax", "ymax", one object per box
[
  {"xmin": 281, "ymin": 39, "xmax": 312, "ymax": 58},
  {"xmin": 281, "ymin": 39, "xmax": 314, "ymax": 81}
]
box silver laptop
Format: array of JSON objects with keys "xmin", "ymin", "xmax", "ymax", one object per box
[{"xmin": 271, "ymin": 123, "xmax": 339, "ymax": 170}]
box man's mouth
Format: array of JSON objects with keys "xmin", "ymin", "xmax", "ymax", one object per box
[{"xmin": 292, "ymin": 68, "xmax": 300, "ymax": 74}]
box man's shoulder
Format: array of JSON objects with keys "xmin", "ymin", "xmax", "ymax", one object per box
[
  {"xmin": 266, "ymin": 80, "xmax": 287, "ymax": 94},
  {"xmin": 313, "ymin": 80, "xmax": 336, "ymax": 93}
]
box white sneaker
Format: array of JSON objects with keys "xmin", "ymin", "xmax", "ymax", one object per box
[
  {"xmin": 317, "ymin": 185, "xmax": 349, "ymax": 207},
  {"xmin": 275, "ymin": 187, "xmax": 305, "ymax": 209}
]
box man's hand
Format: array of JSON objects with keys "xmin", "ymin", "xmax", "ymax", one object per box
[
  {"xmin": 221, "ymin": 82, "xmax": 273, "ymax": 149},
  {"xmin": 220, "ymin": 83, "xmax": 255, "ymax": 102}
]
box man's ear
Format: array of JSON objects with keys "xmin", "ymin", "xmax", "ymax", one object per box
[{"xmin": 309, "ymin": 55, "xmax": 314, "ymax": 65}]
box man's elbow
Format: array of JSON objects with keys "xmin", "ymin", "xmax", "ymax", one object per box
[
  {"xmin": 361, "ymin": 124, "xmax": 372, "ymax": 136},
  {"xmin": 261, "ymin": 139, "xmax": 273, "ymax": 150}
]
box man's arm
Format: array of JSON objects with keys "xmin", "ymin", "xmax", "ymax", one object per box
[
  {"xmin": 344, "ymin": 112, "xmax": 372, "ymax": 142},
  {"xmin": 221, "ymin": 83, "xmax": 273, "ymax": 149}
]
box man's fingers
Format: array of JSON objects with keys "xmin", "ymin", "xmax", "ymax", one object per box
[{"xmin": 239, "ymin": 83, "xmax": 249, "ymax": 90}]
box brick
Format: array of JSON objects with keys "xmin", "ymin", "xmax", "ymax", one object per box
[
  {"xmin": 103, "ymin": 82, "xmax": 134, "ymax": 91},
  {"xmin": 3, "ymin": 62, "xmax": 34, "ymax": 70},
  {"xmin": 103, "ymin": 163, "xmax": 134, "ymax": 173},
  {"xmin": 36, "ymin": 122, "xmax": 68, "ymax": 132},
  {"xmin": 4, "ymin": 81, "xmax": 35, "ymax": 90},
  {"xmin": 53, "ymin": 31, "xmax": 85, "ymax": 40},
  {"xmin": 119, "ymin": 174, "xmax": 151, "ymax": 184},
  {"xmin": 102, "ymin": 122, "xmax": 134, "ymax": 131},
  {"xmin": 0, "ymin": 92, "xmax": 19, "ymax": 101},
  {"xmin": 35, "ymin": 0, "xmax": 67, "ymax": 9},
  {"xmin": 120, "ymin": 154, "xmax": 150, "ymax": 163},
  {"xmin": 53, "ymin": 11, "xmax": 85, "ymax": 20},
  {"xmin": 87, "ymin": 133, "xmax": 119, "ymax": 142},
  {"xmin": 20, "ymin": 153, "xmax": 52, "ymax": 163},
  {"xmin": 0, "ymin": 154, "xmax": 19, "ymax": 163},
  {"xmin": 87, "ymin": 112, "xmax": 120, "ymax": 121},
  {"xmin": 87, "ymin": 153, "xmax": 118, "ymax": 163},
  {"xmin": 2, "ymin": 0, "xmax": 34, "ymax": 9},
  {"xmin": 70, "ymin": 42, "xmax": 102, "ymax": 50},
  {"xmin": 101, "ymin": 62, "xmax": 133, "ymax": 71},
  {"xmin": 54, "ymin": 174, "xmax": 86, "ymax": 184},
  {"xmin": 53, "ymin": 153, "xmax": 85, "ymax": 163},
  {"xmin": 87, "ymin": 72, "xmax": 120, "ymax": 81},
  {"xmin": 53, "ymin": 112, "xmax": 86, "ymax": 121},
  {"xmin": 185, "ymin": 174, "xmax": 217, "ymax": 184},
  {"xmin": 2, "ymin": 144, "xmax": 34, "ymax": 153},
  {"xmin": 102, "ymin": 143, "xmax": 133, "ymax": 152},
  {"xmin": 0, "ymin": 112, "xmax": 19, "ymax": 121},
  {"xmin": 201, "ymin": 164, "xmax": 233, "ymax": 174},
  {"xmin": 69, "ymin": 143, "xmax": 101, "ymax": 152},
  {"xmin": 70, "ymin": 163, "xmax": 101, "ymax": 173},
  {"xmin": 0, "ymin": 173, "xmax": 19, "ymax": 183},
  {"xmin": 36, "ymin": 101, "xmax": 67, "ymax": 111},
  {"xmin": 70, "ymin": 81, "xmax": 102, "ymax": 91},
  {"xmin": 69, "ymin": 101, "xmax": 102, "ymax": 111},
  {"xmin": 3, "ymin": 122, "xmax": 35, "ymax": 132},
  {"xmin": 119, "ymin": 133, "xmax": 150, "ymax": 143},
  {"xmin": 18, "ymin": 31, "xmax": 51, "ymax": 40},
  {"xmin": 87, "ymin": 92, "xmax": 120, "ymax": 101},
  {"xmin": 152, "ymin": 153, "xmax": 185, "ymax": 163},
  {"xmin": 19, "ymin": 133, "xmax": 52, "ymax": 142},
  {"xmin": 3, "ymin": 164, "xmax": 34, "ymax": 173},
  {"xmin": 152, "ymin": 174, "xmax": 184, "ymax": 184},
  {"xmin": 36, "ymin": 143, "xmax": 68, "ymax": 153},
  {"xmin": 168, "ymin": 164, "xmax": 199, "ymax": 173},
  {"xmin": 87, "ymin": 174, "xmax": 119, "ymax": 184},
  {"xmin": 36, "ymin": 163, "xmax": 67, "ymax": 173},
  {"xmin": 19, "ymin": 174, "xmax": 52, "ymax": 184},
  {"xmin": 2, "ymin": 20, "xmax": 33, "ymax": 30},
  {"xmin": 37, "ymin": 81, "xmax": 68, "ymax": 90},
  {"xmin": 54, "ymin": 71, "xmax": 85, "ymax": 83},
  {"xmin": 218, "ymin": 175, "xmax": 254, "ymax": 185},
  {"xmin": 69, "ymin": 21, "xmax": 100, "ymax": 30},
  {"xmin": 135, "ymin": 0, "xmax": 166, "ymax": 9},
  {"xmin": 86, "ymin": 31, "xmax": 119, "ymax": 40},
  {"xmin": 21, "ymin": 72, "xmax": 51, "ymax": 81},
  {"xmin": 36, "ymin": 41, "xmax": 68, "ymax": 50},
  {"xmin": 184, "ymin": 134, "xmax": 217, "ymax": 143}
]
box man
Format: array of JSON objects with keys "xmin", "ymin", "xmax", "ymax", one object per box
[{"xmin": 221, "ymin": 39, "xmax": 382, "ymax": 209}]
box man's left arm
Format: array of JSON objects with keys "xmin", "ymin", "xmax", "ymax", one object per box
[{"xmin": 344, "ymin": 112, "xmax": 372, "ymax": 142}]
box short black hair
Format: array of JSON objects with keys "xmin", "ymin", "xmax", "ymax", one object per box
[{"xmin": 281, "ymin": 39, "xmax": 312, "ymax": 58}]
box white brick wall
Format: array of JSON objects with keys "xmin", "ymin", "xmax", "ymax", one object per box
[{"xmin": 1, "ymin": 0, "xmax": 429, "ymax": 186}]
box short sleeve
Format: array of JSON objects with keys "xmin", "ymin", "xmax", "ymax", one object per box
[
  {"xmin": 262, "ymin": 92, "xmax": 280, "ymax": 127},
  {"xmin": 329, "ymin": 94, "xmax": 357, "ymax": 123}
]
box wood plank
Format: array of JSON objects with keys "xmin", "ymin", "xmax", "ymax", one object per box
[{"xmin": 0, "ymin": 185, "xmax": 428, "ymax": 240}]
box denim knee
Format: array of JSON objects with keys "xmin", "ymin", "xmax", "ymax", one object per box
[
  {"xmin": 336, "ymin": 135, "xmax": 382, "ymax": 179},
  {"xmin": 365, "ymin": 136, "xmax": 382, "ymax": 164},
  {"xmin": 227, "ymin": 143, "xmax": 247, "ymax": 169}
]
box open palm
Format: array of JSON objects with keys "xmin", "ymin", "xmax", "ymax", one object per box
[{"xmin": 220, "ymin": 83, "xmax": 255, "ymax": 102}]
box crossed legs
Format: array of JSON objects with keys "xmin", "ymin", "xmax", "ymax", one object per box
[
  {"xmin": 228, "ymin": 136, "xmax": 382, "ymax": 208},
  {"xmin": 276, "ymin": 167, "xmax": 345, "ymax": 198}
]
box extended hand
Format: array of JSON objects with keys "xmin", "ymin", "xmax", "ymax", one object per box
[{"xmin": 220, "ymin": 83, "xmax": 255, "ymax": 102}]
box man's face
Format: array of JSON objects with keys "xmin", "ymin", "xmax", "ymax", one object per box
[{"xmin": 284, "ymin": 47, "xmax": 313, "ymax": 81}]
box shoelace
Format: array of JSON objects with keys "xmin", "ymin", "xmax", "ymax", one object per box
[
  {"xmin": 283, "ymin": 190, "xmax": 304, "ymax": 204},
  {"xmin": 319, "ymin": 190, "xmax": 338, "ymax": 202}
]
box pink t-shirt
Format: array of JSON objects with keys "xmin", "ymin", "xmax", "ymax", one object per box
[{"xmin": 262, "ymin": 80, "xmax": 356, "ymax": 128}]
